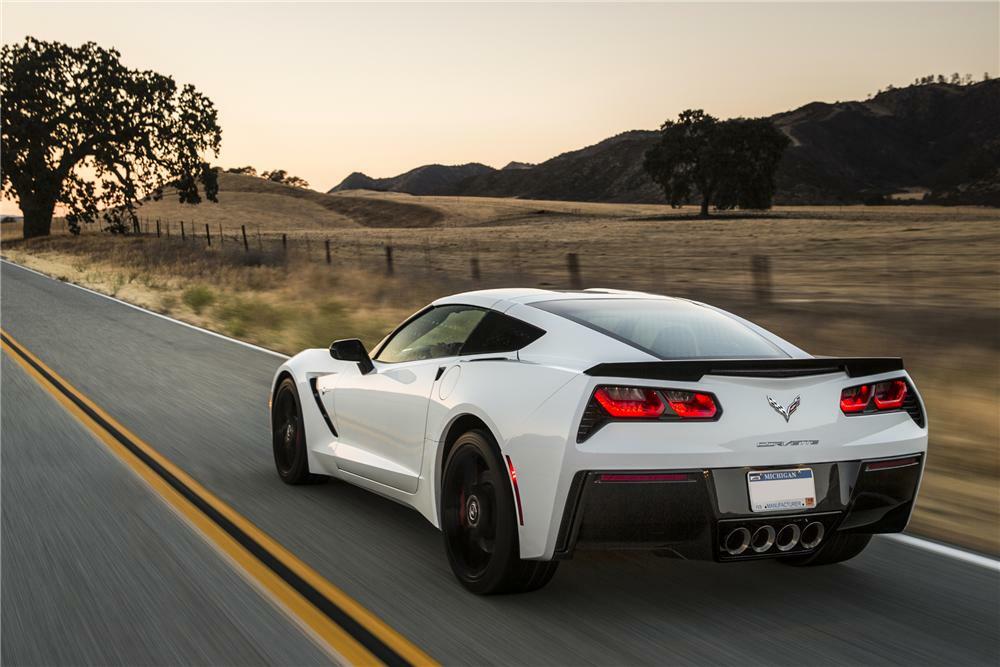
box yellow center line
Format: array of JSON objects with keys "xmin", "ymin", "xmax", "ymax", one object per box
[{"xmin": 1, "ymin": 328, "xmax": 437, "ymax": 667}]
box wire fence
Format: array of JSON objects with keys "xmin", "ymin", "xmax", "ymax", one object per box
[{"xmin": 53, "ymin": 214, "xmax": 1000, "ymax": 312}]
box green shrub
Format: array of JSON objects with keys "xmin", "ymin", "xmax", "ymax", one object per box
[
  {"xmin": 215, "ymin": 297, "xmax": 288, "ymax": 337},
  {"xmin": 294, "ymin": 298, "xmax": 388, "ymax": 350},
  {"xmin": 182, "ymin": 285, "xmax": 215, "ymax": 313}
]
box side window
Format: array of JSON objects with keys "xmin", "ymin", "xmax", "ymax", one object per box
[
  {"xmin": 461, "ymin": 311, "xmax": 546, "ymax": 355},
  {"xmin": 375, "ymin": 306, "xmax": 487, "ymax": 363}
]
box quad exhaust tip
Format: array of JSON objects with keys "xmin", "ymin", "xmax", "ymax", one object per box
[
  {"xmin": 751, "ymin": 525, "xmax": 776, "ymax": 553},
  {"xmin": 725, "ymin": 521, "xmax": 823, "ymax": 556},
  {"xmin": 800, "ymin": 522, "xmax": 825, "ymax": 549},
  {"xmin": 724, "ymin": 527, "xmax": 751, "ymax": 555},
  {"xmin": 776, "ymin": 524, "xmax": 801, "ymax": 551}
]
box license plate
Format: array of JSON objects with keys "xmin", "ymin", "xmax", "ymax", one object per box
[{"xmin": 747, "ymin": 468, "xmax": 816, "ymax": 512}]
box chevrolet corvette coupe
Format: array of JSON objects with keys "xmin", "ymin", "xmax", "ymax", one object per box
[{"xmin": 270, "ymin": 289, "xmax": 928, "ymax": 594}]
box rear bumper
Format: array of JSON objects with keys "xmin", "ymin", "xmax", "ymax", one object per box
[{"xmin": 552, "ymin": 454, "xmax": 923, "ymax": 561}]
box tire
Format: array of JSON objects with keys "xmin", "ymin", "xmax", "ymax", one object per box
[
  {"xmin": 271, "ymin": 378, "xmax": 324, "ymax": 485},
  {"xmin": 441, "ymin": 430, "xmax": 558, "ymax": 594},
  {"xmin": 778, "ymin": 532, "xmax": 872, "ymax": 567}
]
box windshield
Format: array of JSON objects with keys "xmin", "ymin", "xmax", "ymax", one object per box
[{"xmin": 533, "ymin": 298, "xmax": 789, "ymax": 360}]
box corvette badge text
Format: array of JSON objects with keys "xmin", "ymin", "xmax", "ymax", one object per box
[{"xmin": 756, "ymin": 439, "xmax": 820, "ymax": 448}]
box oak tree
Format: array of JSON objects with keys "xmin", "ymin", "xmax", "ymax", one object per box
[
  {"xmin": 1, "ymin": 37, "xmax": 221, "ymax": 237},
  {"xmin": 643, "ymin": 109, "xmax": 789, "ymax": 216}
]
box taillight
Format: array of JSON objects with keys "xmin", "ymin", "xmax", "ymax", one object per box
[
  {"xmin": 873, "ymin": 379, "xmax": 908, "ymax": 409},
  {"xmin": 594, "ymin": 386, "xmax": 665, "ymax": 418},
  {"xmin": 664, "ymin": 390, "xmax": 718, "ymax": 418},
  {"xmin": 591, "ymin": 386, "xmax": 718, "ymax": 420},
  {"xmin": 840, "ymin": 384, "xmax": 871, "ymax": 413},
  {"xmin": 579, "ymin": 385, "xmax": 721, "ymax": 441},
  {"xmin": 841, "ymin": 378, "xmax": 912, "ymax": 415}
]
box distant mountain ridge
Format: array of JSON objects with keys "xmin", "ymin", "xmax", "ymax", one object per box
[
  {"xmin": 331, "ymin": 163, "xmax": 494, "ymax": 196},
  {"xmin": 329, "ymin": 81, "xmax": 1000, "ymax": 205}
]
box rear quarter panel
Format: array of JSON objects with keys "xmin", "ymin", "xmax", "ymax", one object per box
[{"xmin": 424, "ymin": 359, "xmax": 584, "ymax": 556}]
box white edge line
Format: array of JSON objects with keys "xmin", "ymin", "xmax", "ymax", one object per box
[
  {"xmin": 884, "ymin": 534, "xmax": 1000, "ymax": 572},
  {"xmin": 1, "ymin": 258, "xmax": 290, "ymax": 360},
  {"xmin": 4, "ymin": 258, "xmax": 999, "ymax": 572}
]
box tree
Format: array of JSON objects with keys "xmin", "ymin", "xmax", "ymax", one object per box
[
  {"xmin": 261, "ymin": 169, "xmax": 309, "ymax": 188},
  {"xmin": 643, "ymin": 109, "xmax": 790, "ymax": 216},
  {"xmin": 1, "ymin": 38, "xmax": 221, "ymax": 238},
  {"xmin": 283, "ymin": 175, "xmax": 310, "ymax": 189},
  {"xmin": 262, "ymin": 169, "xmax": 288, "ymax": 183},
  {"xmin": 226, "ymin": 165, "xmax": 257, "ymax": 176}
]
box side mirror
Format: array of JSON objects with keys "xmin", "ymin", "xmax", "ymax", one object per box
[{"xmin": 329, "ymin": 338, "xmax": 375, "ymax": 375}]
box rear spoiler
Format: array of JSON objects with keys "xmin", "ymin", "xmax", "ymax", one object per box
[{"xmin": 584, "ymin": 357, "xmax": 903, "ymax": 382}]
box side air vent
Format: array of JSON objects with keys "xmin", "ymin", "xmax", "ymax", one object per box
[
  {"xmin": 577, "ymin": 398, "xmax": 608, "ymax": 442},
  {"xmin": 309, "ymin": 377, "xmax": 338, "ymax": 436},
  {"xmin": 902, "ymin": 384, "xmax": 925, "ymax": 428}
]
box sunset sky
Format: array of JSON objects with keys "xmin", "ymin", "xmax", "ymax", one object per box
[{"xmin": 1, "ymin": 1, "xmax": 997, "ymax": 215}]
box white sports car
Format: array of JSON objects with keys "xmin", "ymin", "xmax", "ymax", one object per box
[{"xmin": 270, "ymin": 288, "xmax": 928, "ymax": 594}]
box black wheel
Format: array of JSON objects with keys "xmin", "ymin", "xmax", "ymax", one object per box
[
  {"xmin": 441, "ymin": 430, "xmax": 558, "ymax": 594},
  {"xmin": 778, "ymin": 532, "xmax": 872, "ymax": 566},
  {"xmin": 271, "ymin": 378, "xmax": 324, "ymax": 484}
]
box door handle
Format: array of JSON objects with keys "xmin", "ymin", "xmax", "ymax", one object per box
[{"xmin": 435, "ymin": 366, "xmax": 446, "ymax": 381}]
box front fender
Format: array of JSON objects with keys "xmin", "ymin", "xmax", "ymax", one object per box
[{"xmin": 269, "ymin": 348, "xmax": 347, "ymax": 474}]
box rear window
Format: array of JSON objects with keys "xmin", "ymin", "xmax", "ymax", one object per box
[{"xmin": 533, "ymin": 298, "xmax": 788, "ymax": 360}]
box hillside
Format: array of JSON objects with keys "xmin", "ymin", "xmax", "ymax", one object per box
[
  {"xmin": 773, "ymin": 81, "xmax": 1000, "ymax": 203},
  {"xmin": 136, "ymin": 172, "xmax": 446, "ymax": 230},
  {"xmin": 329, "ymin": 81, "xmax": 1000, "ymax": 205},
  {"xmin": 329, "ymin": 163, "xmax": 495, "ymax": 196},
  {"xmin": 456, "ymin": 131, "xmax": 662, "ymax": 203}
]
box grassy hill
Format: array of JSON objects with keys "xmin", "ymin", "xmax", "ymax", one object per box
[
  {"xmin": 135, "ymin": 172, "xmax": 445, "ymax": 231},
  {"xmin": 132, "ymin": 171, "xmax": 700, "ymax": 234}
]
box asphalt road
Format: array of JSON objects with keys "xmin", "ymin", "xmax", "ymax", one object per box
[
  {"xmin": 1, "ymin": 352, "xmax": 330, "ymax": 666},
  {"xmin": 2, "ymin": 259, "xmax": 998, "ymax": 666}
]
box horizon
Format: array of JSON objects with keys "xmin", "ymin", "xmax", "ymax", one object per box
[{"xmin": 1, "ymin": 1, "xmax": 997, "ymax": 215}]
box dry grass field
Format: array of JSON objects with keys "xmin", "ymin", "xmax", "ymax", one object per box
[{"xmin": 3, "ymin": 176, "xmax": 998, "ymax": 554}]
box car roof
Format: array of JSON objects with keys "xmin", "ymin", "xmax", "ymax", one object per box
[
  {"xmin": 430, "ymin": 287, "xmax": 811, "ymax": 362},
  {"xmin": 433, "ymin": 287, "xmax": 680, "ymax": 311}
]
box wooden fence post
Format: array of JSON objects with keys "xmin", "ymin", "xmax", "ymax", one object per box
[
  {"xmin": 241, "ymin": 225, "xmax": 249, "ymax": 251},
  {"xmin": 567, "ymin": 252, "xmax": 583, "ymax": 289},
  {"xmin": 751, "ymin": 255, "xmax": 772, "ymax": 304},
  {"xmin": 282, "ymin": 233, "xmax": 287, "ymax": 251},
  {"xmin": 156, "ymin": 220, "xmax": 161, "ymax": 238},
  {"xmin": 205, "ymin": 223, "xmax": 211, "ymax": 246},
  {"xmin": 166, "ymin": 221, "xmax": 170, "ymax": 238},
  {"xmin": 470, "ymin": 256, "xmax": 481, "ymax": 281},
  {"xmin": 180, "ymin": 220, "xmax": 186, "ymax": 241},
  {"xmin": 218, "ymin": 223, "xmax": 223, "ymax": 246},
  {"xmin": 385, "ymin": 245, "xmax": 394, "ymax": 275},
  {"xmin": 325, "ymin": 239, "xmax": 331, "ymax": 264}
]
